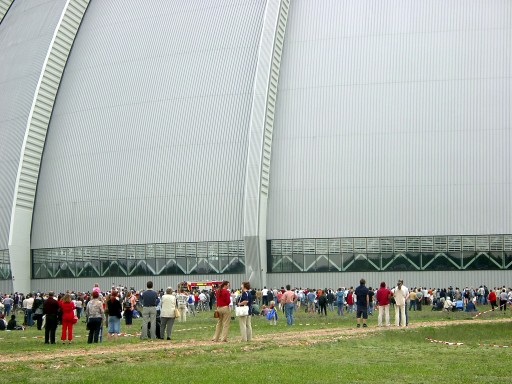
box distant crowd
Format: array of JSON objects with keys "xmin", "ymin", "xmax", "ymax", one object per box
[{"xmin": 1, "ymin": 280, "xmax": 511, "ymax": 342}]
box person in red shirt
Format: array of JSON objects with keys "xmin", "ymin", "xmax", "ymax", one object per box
[
  {"xmin": 212, "ymin": 281, "xmax": 231, "ymax": 342},
  {"xmin": 488, "ymin": 289, "xmax": 497, "ymax": 311},
  {"xmin": 376, "ymin": 282, "xmax": 392, "ymax": 327}
]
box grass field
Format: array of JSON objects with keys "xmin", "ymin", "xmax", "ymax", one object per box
[{"xmin": 1, "ymin": 305, "xmax": 511, "ymax": 384}]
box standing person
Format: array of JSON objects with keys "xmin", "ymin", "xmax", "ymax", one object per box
[
  {"xmin": 368, "ymin": 287, "xmax": 375, "ymax": 315},
  {"xmin": 160, "ymin": 287, "xmax": 178, "ymax": 340},
  {"xmin": 336, "ymin": 288, "xmax": 345, "ymax": 316},
  {"xmin": 176, "ymin": 290, "xmax": 188, "ymax": 323},
  {"xmin": 212, "ymin": 281, "xmax": 231, "ymax": 342},
  {"xmin": 75, "ymin": 295, "xmax": 84, "ymax": 319},
  {"xmin": 376, "ymin": 282, "xmax": 392, "ymax": 327},
  {"xmin": 392, "ymin": 280, "xmax": 408, "ymax": 327},
  {"xmin": 346, "ymin": 288, "xmax": 354, "ymax": 314},
  {"xmin": 187, "ymin": 291, "xmax": 196, "ymax": 317},
  {"xmin": 355, "ymin": 279, "xmax": 369, "ymax": 328},
  {"xmin": 86, "ymin": 290, "xmax": 105, "ymax": 343},
  {"xmin": 140, "ymin": 281, "xmax": 158, "ymax": 340},
  {"xmin": 409, "ymin": 289, "xmax": 417, "ymax": 311},
  {"xmin": 237, "ymin": 281, "xmax": 253, "ymax": 342},
  {"xmin": 318, "ymin": 290, "xmax": 327, "ymax": 316},
  {"xmin": 3, "ymin": 295, "xmax": 13, "ymax": 316},
  {"xmin": 262, "ymin": 286, "xmax": 269, "ymax": 306},
  {"xmin": 32, "ymin": 293, "xmax": 44, "ymax": 330},
  {"xmin": 307, "ymin": 289, "xmax": 316, "ymax": 314},
  {"xmin": 281, "ymin": 284, "xmax": 297, "ymax": 326},
  {"xmin": 58, "ymin": 293, "xmax": 75, "ymax": 344},
  {"xmin": 488, "ymin": 289, "xmax": 497, "ymax": 311},
  {"xmin": 123, "ymin": 291, "xmax": 134, "ymax": 327},
  {"xmin": 43, "ymin": 291, "xmax": 60, "ymax": 344},
  {"xmin": 256, "ymin": 289, "xmax": 262, "ymax": 306},
  {"xmin": 106, "ymin": 290, "xmax": 122, "ymax": 341},
  {"xmin": 499, "ymin": 289, "xmax": 508, "ymax": 312}
]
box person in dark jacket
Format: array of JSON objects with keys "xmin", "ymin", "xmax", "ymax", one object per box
[
  {"xmin": 32, "ymin": 294, "xmax": 44, "ymax": 330},
  {"xmin": 43, "ymin": 291, "xmax": 60, "ymax": 344},
  {"xmin": 107, "ymin": 290, "xmax": 122, "ymax": 341}
]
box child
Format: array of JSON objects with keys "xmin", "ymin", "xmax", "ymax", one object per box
[{"xmin": 266, "ymin": 301, "xmax": 278, "ymax": 325}]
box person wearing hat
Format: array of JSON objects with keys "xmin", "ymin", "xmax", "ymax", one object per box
[
  {"xmin": 392, "ymin": 280, "xmax": 409, "ymax": 327},
  {"xmin": 43, "ymin": 291, "xmax": 60, "ymax": 344}
]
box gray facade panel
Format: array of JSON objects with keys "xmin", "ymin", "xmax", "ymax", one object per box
[
  {"xmin": 0, "ymin": 0, "xmax": 66, "ymax": 249},
  {"xmin": 268, "ymin": 271, "xmax": 511, "ymax": 293},
  {"xmin": 31, "ymin": 274, "xmax": 244, "ymax": 295},
  {"xmin": 32, "ymin": 0, "xmax": 267, "ymax": 248},
  {"xmin": 267, "ymin": 0, "xmax": 512, "ymax": 239}
]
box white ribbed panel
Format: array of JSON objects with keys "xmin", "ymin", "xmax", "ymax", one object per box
[
  {"xmin": 244, "ymin": 0, "xmax": 290, "ymax": 288},
  {"xmin": 0, "ymin": 0, "xmax": 13, "ymax": 23},
  {"xmin": 0, "ymin": 0, "xmax": 67, "ymax": 252},
  {"xmin": 30, "ymin": 274, "xmax": 244, "ymax": 295},
  {"xmin": 9, "ymin": 0, "xmax": 90, "ymax": 294},
  {"xmin": 268, "ymin": 271, "xmax": 511, "ymax": 292},
  {"xmin": 267, "ymin": 0, "xmax": 512, "ymax": 239},
  {"xmin": 14, "ymin": 0, "xmax": 90, "ymax": 210},
  {"xmin": 31, "ymin": 0, "xmax": 266, "ymax": 248}
]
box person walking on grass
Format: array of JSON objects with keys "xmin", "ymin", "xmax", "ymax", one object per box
[
  {"xmin": 212, "ymin": 281, "xmax": 231, "ymax": 342},
  {"xmin": 355, "ymin": 278, "xmax": 369, "ymax": 328}
]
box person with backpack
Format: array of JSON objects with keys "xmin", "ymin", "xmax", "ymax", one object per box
[
  {"xmin": 187, "ymin": 292, "xmax": 196, "ymax": 317},
  {"xmin": 123, "ymin": 291, "xmax": 135, "ymax": 327}
]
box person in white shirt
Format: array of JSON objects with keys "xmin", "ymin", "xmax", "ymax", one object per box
[
  {"xmin": 392, "ymin": 280, "xmax": 408, "ymax": 327},
  {"xmin": 262, "ymin": 287, "xmax": 269, "ymax": 306}
]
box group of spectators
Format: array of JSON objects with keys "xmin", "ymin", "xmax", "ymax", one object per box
[{"xmin": 1, "ymin": 280, "xmax": 511, "ymax": 343}]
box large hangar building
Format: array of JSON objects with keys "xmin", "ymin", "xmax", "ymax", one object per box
[{"xmin": 0, "ymin": 0, "xmax": 510, "ymax": 294}]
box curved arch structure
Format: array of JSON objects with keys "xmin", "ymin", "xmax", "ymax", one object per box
[
  {"xmin": 0, "ymin": 0, "xmax": 14, "ymax": 24},
  {"xmin": 244, "ymin": 0, "xmax": 290, "ymax": 288},
  {"xmin": 9, "ymin": 0, "xmax": 90, "ymax": 293}
]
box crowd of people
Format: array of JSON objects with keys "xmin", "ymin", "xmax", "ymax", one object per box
[{"xmin": 1, "ymin": 280, "xmax": 511, "ymax": 343}]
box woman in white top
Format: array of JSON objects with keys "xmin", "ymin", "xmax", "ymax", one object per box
[{"xmin": 160, "ymin": 288, "xmax": 178, "ymax": 340}]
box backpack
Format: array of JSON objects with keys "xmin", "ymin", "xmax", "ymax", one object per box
[
  {"xmin": 266, "ymin": 308, "xmax": 277, "ymax": 320},
  {"xmin": 188, "ymin": 295, "xmax": 193, "ymax": 304},
  {"xmin": 124, "ymin": 298, "xmax": 131, "ymax": 309}
]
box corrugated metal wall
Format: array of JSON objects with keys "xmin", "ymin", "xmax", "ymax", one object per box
[
  {"xmin": 268, "ymin": 271, "xmax": 512, "ymax": 292},
  {"xmin": 31, "ymin": 0, "xmax": 267, "ymax": 248},
  {"xmin": 267, "ymin": 0, "xmax": 512, "ymax": 239},
  {"xmin": 0, "ymin": 0, "xmax": 66, "ymax": 250}
]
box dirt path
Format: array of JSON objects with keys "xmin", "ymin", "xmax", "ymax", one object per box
[{"xmin": 3, "ymin": 317, "xmax": 510, "ymax": 363}]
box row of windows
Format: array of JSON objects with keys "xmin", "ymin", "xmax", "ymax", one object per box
[
  {"xmin": 270, "ymin": 235, "xmax": 512, "ymax": 255},
  {"xmin": 33, "ymin": 241, "xmax": 245, "ymax": 263},
  {"xmin": 0, "ymin": 250, "xmax": 11, "ymax": 280},
  {"xmin": 32, "ymin": 257, "xmax": 245, "ymax": 279},
  {"xmin": 268, "ymin": 251, "xmax": 512, "ymax": 273},
  {"xmin": 31, "ymin": 241, "xmax": 245, "ymax": 279}
]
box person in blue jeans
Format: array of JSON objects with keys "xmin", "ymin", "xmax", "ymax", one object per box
[
  {"xmin": 336, "ymin": 288, "xmax": 345, "ymax": 316},
  {"xmin": 281, "ymin": 285, "xmax": 297, "ymax": 326}
]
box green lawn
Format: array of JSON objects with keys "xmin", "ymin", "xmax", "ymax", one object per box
[{"xmin": 1, "ymin": 305, "xmax": 511, "ymax": 384}]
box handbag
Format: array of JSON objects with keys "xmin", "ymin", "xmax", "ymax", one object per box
[
  {"xmin": 235, "ymin": 306, "xmax": 249, "ymax": 317},
  {"xmin": 214, "ymin": 310, "xmax": 220, "ymax": 318},
  {"xmin": 72, "ymin": 315, "xmax": 78, "ymax": 324},
  {"xmin": 174, "ymin": 308, "xmax": 181, "ymax": 318}
]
